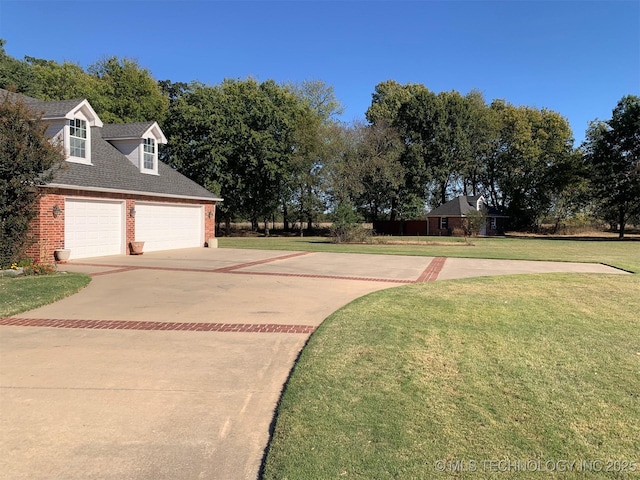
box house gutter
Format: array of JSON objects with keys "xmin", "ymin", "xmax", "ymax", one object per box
[{"xmin": 42, "ymin": 183, "xmax": 223, "ymax": 203}]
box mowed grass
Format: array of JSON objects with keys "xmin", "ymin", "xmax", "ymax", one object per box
[
  {"xmin": 0, "ymin": 273, "xmax": 91, "ymax": 317},
  {"xmin": 262, "ymin": 274, "xmax": 640, "ymax": 479},
  {"xmin": 219, "ymin": 236, "xmax": 640, "ymax": 273}
]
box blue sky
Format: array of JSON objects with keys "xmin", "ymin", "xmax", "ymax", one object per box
[{"xmin": 1, "ymin": 0, "xmax": 638, "ymax": 144}]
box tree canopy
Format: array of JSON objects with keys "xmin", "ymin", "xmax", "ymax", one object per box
[
  {"xmin": 2, "ymin": 38, "xmax": 637, "ymax": 235},
  {"xmin": 583, "ymin": 95, "xmax": 640, "ymax": 238}
]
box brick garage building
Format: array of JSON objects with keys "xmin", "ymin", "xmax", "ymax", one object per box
[{"xmin": 2, "ymin": 89, "xmax": 222, "ymax": 263}]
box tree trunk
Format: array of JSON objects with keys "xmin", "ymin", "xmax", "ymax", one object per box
[
  {"xmin": 618, "ymin": 205, "xmax": 626, "ymax": 239},
  {"xmin": 390, "ymin": 197, "xmax": 397, "ymax": 222},
  {"xmin": 282, "ymin": 202, "xmax": 289, "ymax": 231},
  {"xmin": 264, "ymin": 218, "xmax": 270, "ymax": 237},
  {"xmin": 224, "ymin": 217, "xmax": 231, "ymax": 237}
]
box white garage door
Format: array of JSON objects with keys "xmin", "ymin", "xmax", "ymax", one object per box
[
  {"xmin": 65, "ymin": 199, "xmax": 124, "ymax": 258},
  {"xmin": 135, "ymin": 203, "xmax": 203, "ymax": 252}
]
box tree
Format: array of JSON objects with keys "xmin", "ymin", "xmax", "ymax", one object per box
[
  {"xmin": 163, "ymin": 79, "xmax": 303, "ymax": 232},
  {"xmin": 583, "ymin": 95, "xmax": 640, "ymax": 238},
  {"xmin": 350, "ymin": 121, "xmax": 405, "ymax": 221},
  {"xmin": 0, "ymin": 39, "xmax": 39, "ymax": 96},
  {"xmin": 483, "ymin": 100, "xmax": 575, "ymax": 230},
  {"xmin": 367, "ymin": 81, "xmax": 433, "ymax": 219},
  {"xmin": 285, "ymin": 80, "xmax": 343, "ymax": 232},
  {"xmin": 25, "ymin": 56, "xmax": 99, "ymax": 102},
  {"xmin": 87, "ymin": 57, "xmax": 169, "ymax": 123},
  {"xmin": 0, "ymin": 91, "xmax": 65, "ymax": 266}
]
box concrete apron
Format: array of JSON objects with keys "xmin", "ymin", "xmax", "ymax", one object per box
[{"xmin": 0, "ymin": 249, "xmax": 628, "ymax": 480}]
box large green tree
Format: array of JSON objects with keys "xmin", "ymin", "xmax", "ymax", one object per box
[
  {"xmin": 87, "ymin": 56, "xmax": 168, "ymax": 123},
  {"xmin": 0, "ymin": 91, "xmax": 65, "ymax": 266},
  {"xmin": 163, "ymin": 79, "xmax": 304, "ymax": 231},
  {"xmin": 1, "ymin": 42, "xmax": 167, "ymax": 124},
  {"xmin": 481, "ymin": 100, "xmax": 575, "ymax": 229},
  {"xmin": 583, "ymin": 95, "xmax": 640, "ymax": 238},
  {"xmin": 285, "ymin": 80, "xmax": 343, "ymax": 232}
]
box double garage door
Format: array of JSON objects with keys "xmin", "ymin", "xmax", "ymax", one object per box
[{"xmin": 64, "ymin": 199, "xmax": 203, "ymax": 259}]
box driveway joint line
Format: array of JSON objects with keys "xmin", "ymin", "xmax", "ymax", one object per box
[{"xmin": 227, "ymin": 270, "xmax": 413, "ymax": 283}]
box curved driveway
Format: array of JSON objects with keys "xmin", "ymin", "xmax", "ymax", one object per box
[{"xmin": 0, "ymin": 248, "xmax": 627, "ymax": 480}]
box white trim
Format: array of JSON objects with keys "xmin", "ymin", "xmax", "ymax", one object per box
[
  {"xmin": 43, "ymin": 99, "xmax": 103, "ymax": 127},
  {"xmin": 140, "ymin": 137, "xmax": 159, "ymax": 175},
  {"xmin": 101, "ymin": 122, "xmax": 167, "ymax": 144},
  {"xmin": 42, "ymin": 183, "xmax": 223, "ymax": 202}
]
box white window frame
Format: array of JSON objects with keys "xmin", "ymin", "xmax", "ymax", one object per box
[
  {"xmin": 490, "ymin": 217, "xmax": 497, "ymax": 230},
  {"xmin": 439, "ymin": 217, "xmax": 448, "ymax": 229},
  {"xmin": 141, "ymin": 137, "xmax": 158, "ymax": 174},
  {"xmin": 67, "ymin": 118, "xmax": 91, "ymax": 164}
]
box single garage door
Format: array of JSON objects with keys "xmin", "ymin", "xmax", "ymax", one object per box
[
  {"xmin": 65, "ymin": 199, "xmax": 124, "ymax": 258},
  {"xmin": 135, "ymin": 203, "xmax": 203, "ymax": 252}
]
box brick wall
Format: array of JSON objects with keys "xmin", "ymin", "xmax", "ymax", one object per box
[{"xmin": 26, "ymin": 188, "xmax": 217, "ymax": 263}]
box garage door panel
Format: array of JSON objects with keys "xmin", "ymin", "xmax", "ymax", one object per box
[
  {"xmin": 135, "ymin": 203, "xmax": 202, "ymax": 252},
  {"xmin": 65, "ymin": 199, "xmax": 123, "ymax": 259}
]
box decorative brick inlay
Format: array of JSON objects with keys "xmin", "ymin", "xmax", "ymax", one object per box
[
  {"xmin": 416, "ymin": 257, "xmax": 446, "ymax": 282},
  {"xmin": 211, "ymin": 251, "xmax": 314, "ymax": 273},
  {"xmin": 90, "ymin": 267, "xmax": 141, "ymax": 277},
  {"xmin": 0, "ymin": 317, "xmax": 316, "ymax": 334}
]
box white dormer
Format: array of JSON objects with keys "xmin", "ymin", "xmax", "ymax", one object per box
[
  {"xmin": 102, "ymin": 122, "xmax": 167, "ymax": 175},
  {"xmin": 476, "ymin": 195, "xmax": 486, "ymax": 212},
  {"xmin": 40, "ymin": 99, "xmax": 103, "ymax": 165}
]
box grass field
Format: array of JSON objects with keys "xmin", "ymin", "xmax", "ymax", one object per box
[
  {"xmin": 219, "ymin": 236, "xmax": 640, "ymax": 273},
  {"xmin": 260, "ymin": 239, "xmax": 640, "ymax": 479},
  {"xmin": 0, "ymin": 273, "xmax": 91, "ymax": 318}
]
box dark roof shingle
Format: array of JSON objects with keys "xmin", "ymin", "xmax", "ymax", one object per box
[{"xmin": 49, "ymin": 127, "xmax": 220, "ymax": 201}]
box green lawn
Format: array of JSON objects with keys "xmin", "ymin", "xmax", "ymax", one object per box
[
  {"xmin": 0, "ymin": 273, "xmax": 91, "ymax": 318},
  {"xmin": 263, "ymin": 274, "xmax": 640, "ymax": 479},
  {"xmin": 219, "ymin": 236, "xmax": 640, "ymax": 273},
  {"xmin": 261, "ymin": 239, "xmax": 640, "ymax": 479}
]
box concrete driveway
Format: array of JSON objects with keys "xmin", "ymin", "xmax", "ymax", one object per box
[{"xmin": 0, "ymin": 249, "xmax": 627, "ymax": 480}]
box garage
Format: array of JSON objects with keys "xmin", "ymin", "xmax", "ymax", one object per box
[
  {"xmin": 64, "ymin": 199, "xmax": 124, "ymax": 258},
  {"xmin": 135, "ymin": 203, "xmax": 203, "ymax": 252}
]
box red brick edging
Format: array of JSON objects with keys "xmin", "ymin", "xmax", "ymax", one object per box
[
  {"xmin": 416, "ymin": 257, "xmax": 446, "ymax": 282},
  {"xmin": 0, "ymin": 317, "xmax": 316, "ymax": 334}
]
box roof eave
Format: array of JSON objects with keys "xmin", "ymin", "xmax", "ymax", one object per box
[{"xmin": 42, "ymin": 183, "xmax": 223, "ymax": 203}]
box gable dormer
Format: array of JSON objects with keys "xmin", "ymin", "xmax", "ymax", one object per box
[
  {"xmin": 101, "ymin": 122, "xmax": 167, "ymax": 175},
  {"xmin": 37, "ymin": 99, "xmax": 103, "ymax": 165}
]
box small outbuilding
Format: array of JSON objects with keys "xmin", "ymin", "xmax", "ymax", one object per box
[
  {"xmin": 372, "ymin": 195, "xmax": 508, "ymax": 236},
  {"xmin": 426, "ymin": 195, "xmax": 507, "ymax": 236}
]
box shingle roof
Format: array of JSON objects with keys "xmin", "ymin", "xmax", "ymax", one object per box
[
  {"xmin": 2, "ymin": 89, "xmax": 221, "ymax": 201},
  {"xmin": 101, "ymin": 122, "xmax": 156, "ymax": 139},
  {"xmin": 1, "ymin": 88, "xmax": 85, "ymax": 119},
  {"xmin": 48, "ymin": 127, "xmax": 221, "ymax": 201},
  {"xmin": 428, "ymin": 195, "xmax": 507, "ymax": 217},
  {"xmin": 429, "ymin": 196, "xmax": 477, "ymax": 216}
]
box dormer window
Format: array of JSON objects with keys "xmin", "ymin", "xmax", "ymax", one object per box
[
  {"xmin": 141, "ymin": 137, "xmax": 158, "ymax": 174},
  {"xmin": 69, "ymin": 118, "xmax": 87, "ymax": 158},
  {"xmin": 143, "ymin": 138, "xmax": 155, "ymax": 169}
]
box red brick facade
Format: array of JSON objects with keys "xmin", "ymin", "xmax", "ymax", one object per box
[
  {"xmin": 373, "ymin": 217, "xmax": 506, "ymax": 237},
  {"xmin": 27, "ymin": 188, "xmax": 216, "ymax": 263}
]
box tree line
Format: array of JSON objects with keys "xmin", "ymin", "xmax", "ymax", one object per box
[{"xmin": 2, "ymin": 39, "xmax": 638, "ymax": 237}]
